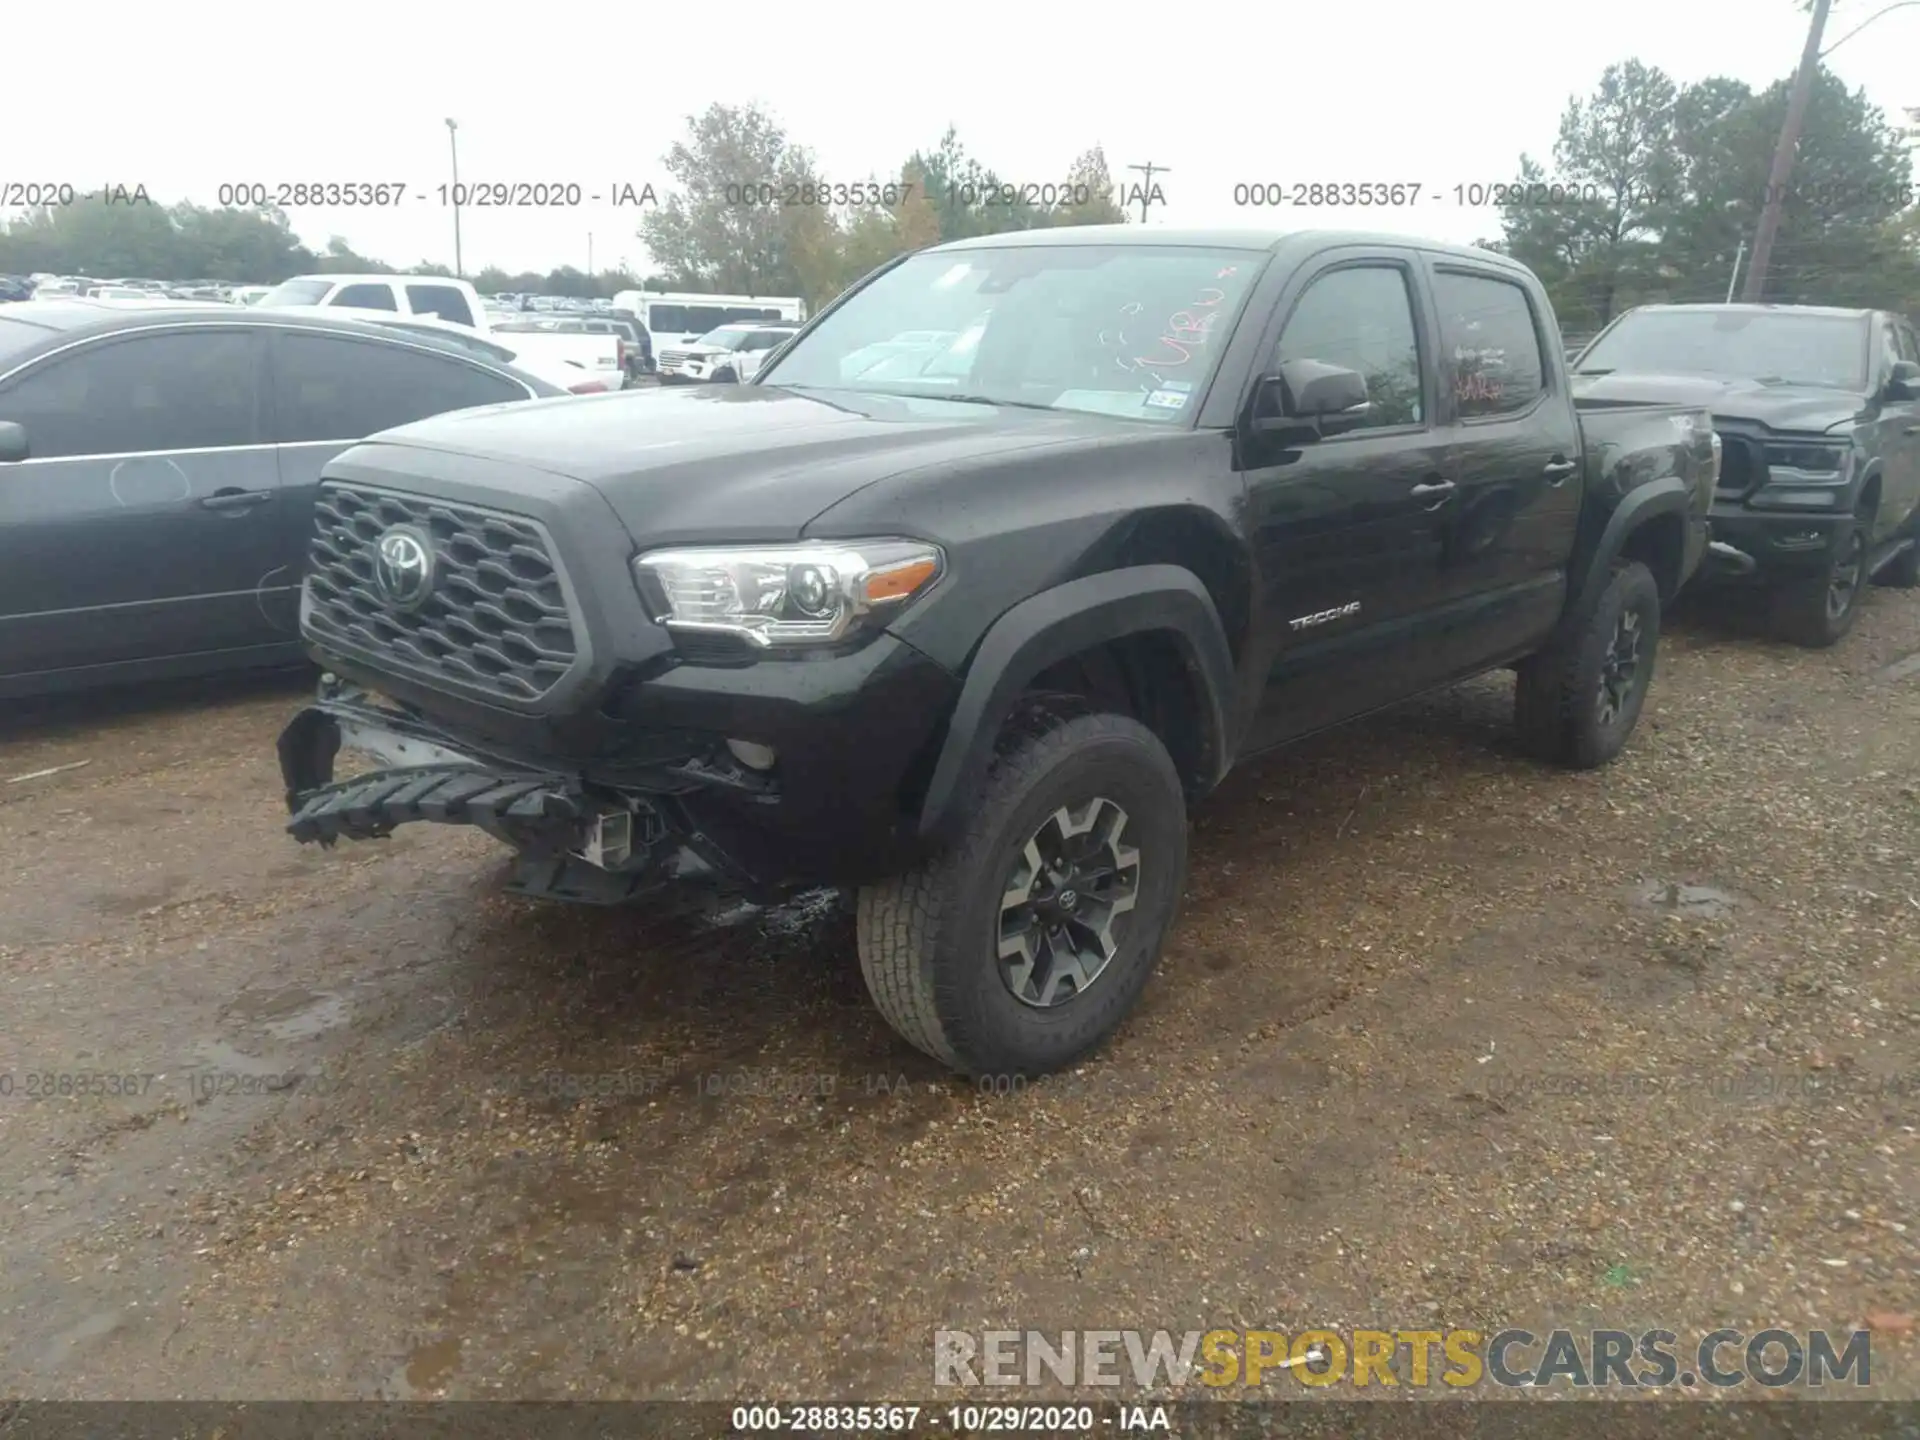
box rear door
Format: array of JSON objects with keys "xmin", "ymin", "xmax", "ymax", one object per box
[
  {"xmin": 0, "ymin": 325, "xmax": 287, "ymax": 681},
  {"xmin": 1240, "ymin": 246, "xmax": 1456, "ymax": 747},
  {"xmin": 1424, "ymin": 263, "xmax": 1582, "ymax": 669},
  {"xmin": 267, "ymin": 330, "xmax": 540, "ymax": 583}
]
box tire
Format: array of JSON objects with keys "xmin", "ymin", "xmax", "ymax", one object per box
[
  {"xmin": 856, "ymin": 712, "xmax": 1187, "ymax": 1077},
  {"xmin": 1514, "ymin": 559, "xmax": 1661, "ymax": 770},
  {"xmin": 712, "ymin": 366, "xmax": 738, "ymax": 384},
  {"xmin": 1771, "ymin": 514, "xmax": 1868, "ymax": 648}
]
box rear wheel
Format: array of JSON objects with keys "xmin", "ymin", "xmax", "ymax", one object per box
[
  {"xmin": 1772, "ymin": 515, "xmax": 1867, "ymax": 647},
  {"xmin": 856, "ymin": 713, "xmax": 1187, "ymax": 1077},
  {"xmin": 1514, "ymin": 559, "xmax": 1660, "ymax": 770}
]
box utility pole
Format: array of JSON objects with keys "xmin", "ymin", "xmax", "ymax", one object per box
[
  {"xmin": 1726, "ymin": 239, "xmax": 1747, "ymax": 302},
  {"xmin": 1126, "ymin": 162, "xmax": 1169, "ymax": 223},
  {"xmin": 445, "ymin": 118, "xmax": 463, "ymax": 279},
  {"xmin": 587, "ymin": 233, "xmax": 594, "ymax": 279},
  {"xmin": 1741, "ymin": 0, "xmax": 1831, "ymax": 302}
]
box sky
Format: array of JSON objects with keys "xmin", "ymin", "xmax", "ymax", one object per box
[{"xmin": 4, "ymin": 0, "xmax": 1917, "ymax": 280}]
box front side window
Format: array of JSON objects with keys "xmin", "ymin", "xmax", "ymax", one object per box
[
  {"xmin": 1270, "ymin": 265, "xmax": 1424, "ymax": 430},
  {"xmin": 332, "ymin": 283, "xmax": 397, "ymax": 311},
  {"xmin": 272, "ymin": 332, "xmax": 526, "ymax": 444},
  {"xmin": 1432, "ymin": 271, "xmax": 1547, "ymax": 418},
  {"xmin": 0, "ymin": 329, "xmax": 261, "ymax": 458},
  {"xmin": 763, "ymin": 244, "xmax": 1265, "ymax": 424},
  {"xmin": 260, "ymin": 278, "xmax": 332, "ymax": 306}
]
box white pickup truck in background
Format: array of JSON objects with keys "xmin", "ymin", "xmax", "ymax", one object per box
[
  {"xmin": 316, "ymin": 308, "xmax": 623, "ymax": 393},
  {"xmin": 259, "ymin": 274, "xmax": 494, "ymax": 331}
]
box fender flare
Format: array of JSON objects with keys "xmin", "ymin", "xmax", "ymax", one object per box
[
  {"xmin": 1567, "ymin": 476, "xmax": 1692, "ymax": 624},
  {"xmin": 915, "ymin": 565, "xmax": 1237, "ymax": 842}
]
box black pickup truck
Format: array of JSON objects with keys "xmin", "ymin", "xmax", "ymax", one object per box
[
  {"xmin": 1573, "ymin": 302, "xmax": 1920, "ymax": 646},
  {"xmin": 276, "ymin": 228, "xmax": 1717, "ymax": 1077}
]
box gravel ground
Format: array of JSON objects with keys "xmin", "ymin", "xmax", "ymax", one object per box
[{"xmin": 1, "ymin": 584, "xmax": 1917, "ymax": 1402}]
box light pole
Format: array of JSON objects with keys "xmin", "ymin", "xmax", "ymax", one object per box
[{"xmin": 445, "ymin": 118, "xmax": 463, "ymax": 279}]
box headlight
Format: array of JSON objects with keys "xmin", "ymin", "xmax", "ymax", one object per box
[
  {"xmin": 634, "ymin": 540, "xmax": 944, "ymax": 648},
  {"xmin": 1763, "ymin": 442, "xmax": 1848, "ymax": 476}
]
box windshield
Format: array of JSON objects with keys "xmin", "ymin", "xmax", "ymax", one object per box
[
  {"xmin": 697, "ymin": 324, "xmax": 757, "ymax": 348},
  {"xmin": 761, "ymin": 244, "xmax": 1264, "ymax": 423},
  {"xmin": 1578, "ymin": 309, "xmax": 1870, "ymax": 390},
  {"xmin": 260, "ymin": 279, "xmax": 334, "ymax": 307}
]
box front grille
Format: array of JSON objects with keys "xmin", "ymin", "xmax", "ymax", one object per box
[
  {"xmin": 305, "ymin": 483, "xmax": 582, "ymax": 704},
  {"xmin": 658, "ymin": 349, "xmax": 691, "ymax": 368},
  {"xmin": 1715, "ymin": 434, "xmax": 1763, "ymax": 498}
]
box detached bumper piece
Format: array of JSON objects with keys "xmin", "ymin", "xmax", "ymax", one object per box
[{"xmin": 286, "ymin": 765, "xmax": 590, "ymax": 849}]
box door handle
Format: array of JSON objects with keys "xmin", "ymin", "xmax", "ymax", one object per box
[
  {"xmin": 1903, "ymin": 426, "xmax": 1920, "ymax": 436},
  {"xmin": 1410, "ymin": 479, "xmax": 1456, "ymax": 504},
  {"xmin": 200, "ymin": 488, "xmax": 273, "ymax": 511},
  {"xmin": 1543, "ymin": 458, "xmax": 1578, "ymax": 484}
]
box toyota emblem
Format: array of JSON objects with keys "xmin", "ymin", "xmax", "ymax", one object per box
[{"xmin": 373, "ymin": 526, "xmax": 435, "ymax": 610}]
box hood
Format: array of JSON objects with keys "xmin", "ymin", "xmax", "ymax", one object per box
[
  {"xmin": 365, "ymin": 384, "xmax": 1136, "ymax": 547},
  {"xmin": 1571, "ymin": 371, "xmax": 1865, "ymax": 434}
]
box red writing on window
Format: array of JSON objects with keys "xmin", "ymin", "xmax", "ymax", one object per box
[
  {"xmin": 1133, "ymin": 287, "xmax": 1229, "ymax": 369},
  {"xmin": 1455, "ymin": 372, "xmax": 1502, "ymax": 403}
]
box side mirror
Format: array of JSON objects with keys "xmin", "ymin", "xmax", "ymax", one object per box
[
  {"xmin": 0, "ymin": 421, "xmax": 27, "ymax": 463},
  {"xmin": 1252, "ymin": 359, "xmax": 1372, "ymax": 441},
  {"xmin": 1888, "ymin": 359, "xmax": 1920, "ymax": 400}
]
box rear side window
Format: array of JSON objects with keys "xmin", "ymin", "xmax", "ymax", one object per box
[
  {"xmin": 332, "ymin": 283, "xmax": 397, "ymax": 311},
  {"xmin": 271, "ymin": 332, "xmax": 527, "ymax": 443},
  {"xmin": 0, "ymin": 329, "xmax": 261, "ymax": 458},
  {"xmin": 406, "ymin": 284, "xmax": 475, "ymax": 327},
  {"xmin": 1432, "ymin": 270, "xmax": 1546, "ymax": 418}
]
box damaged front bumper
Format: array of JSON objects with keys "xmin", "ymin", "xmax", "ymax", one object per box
[{"xmin": 276, "ymin": 677, "xmax": 715, "ymax": 904}]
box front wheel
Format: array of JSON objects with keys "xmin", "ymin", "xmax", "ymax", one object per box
[
  {"xmin": 711, "ymin": 366, "xmax": 738, "ymax": 384},
  {"xmin": 1514, "ymin": 559, "xmax": 1661, "ymax": 770},
  {"xmin": 1772, "ymin": 519, "xmax": 1868, "ymax": 647},
  {"xmin": 856, "ymin": 713, "xmax": 1188, "ymax": 1077}
]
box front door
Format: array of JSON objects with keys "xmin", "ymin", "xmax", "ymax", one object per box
[
  {"xmin": 0, "ymin": 326, "xmax": 284, "ymax": 684},
  {"xmin": 1240, "ymin": 252, "xmax": 1455, "ymax": 749}
]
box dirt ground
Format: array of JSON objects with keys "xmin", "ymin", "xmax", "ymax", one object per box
[{"xmin": 1, "ymin": 584, "xmax": 1917, "ymax": 1403}]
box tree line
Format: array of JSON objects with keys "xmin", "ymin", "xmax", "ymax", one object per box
[
  {"xmin": 1488, "ymin": 58, "xmax": 1920, "ymax": 331},
  {"xmin": 0, "ymin": 110, "xmax": 1127, "ymax": 310}
]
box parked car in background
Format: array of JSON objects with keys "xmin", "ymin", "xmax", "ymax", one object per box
[
  {"xmin": 258, "ymin": 274, "xmax": 490, "ymax": 330},
  {"xmin": 0, "ymin": 300, "xmax": 566, "ymax": 698},
  {"xmin": 1572, "ymin": 302, "xmax": 1920, "ymax": 646},
  {"xmin": 616, "ymin": 290, "xmax": 806, "ymax": 362},
  {"xmin": 273, "ymin": 227, "xmax": 1716, "ymax": 1077},
  {"xmin": 490, "ymin": 317, "xmax": 628, "ymax": 390},
  {"xmin": 231, "ymin": 286, "xmax": 274, "ymax": 306},
  {"xmin": 677, "ymin": 323, "xmax": 801, "ymax": 383}
]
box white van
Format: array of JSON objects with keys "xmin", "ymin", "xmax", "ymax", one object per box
[
  {"xmin": 611, "ymin": 290, "xmax": 806, "ymax": 360},
  {"xmin": 258, "ymin": 274, "xmax": 491, "ymax": 331}
]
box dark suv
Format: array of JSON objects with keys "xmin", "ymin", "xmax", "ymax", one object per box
[
  {"xmin": 1573, "ymin": 303, "xmax": 1920, "ymax": 646},
  {"xmin": 275, "ymin": 227, "xmax": 1718, "ymax": 1077}
]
